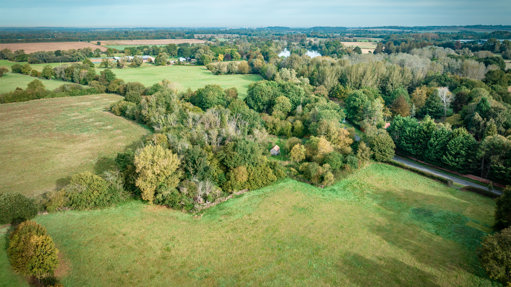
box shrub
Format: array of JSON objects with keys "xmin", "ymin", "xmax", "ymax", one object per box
[
  {"xmin": 64, "ymin": 172, "xmax": 118, "ymax": 210},
  {"xmin": 324, "ymin": 151, "xmax": 344, "ymax": 171},
  {"xmin": 0, "ymin": 66, "xmax": 8, "ymax": 77},
  {"xmin": 8, "ymin": 221, "xmax": 59, "ymax": 279},
  {"xmin": 0, "ymin": 193, "xmax": 38, "ymax": 224},
  {"xmin": 41, "ymin": 190, "xmax": 68, "ymax": 213},
  {"xmin": 495, "ymin": 187, "xmax": 511, "ymax": 231},
  {"xmin": 479, "ymin": 227, "xmax": 511, "ymax": 286}
]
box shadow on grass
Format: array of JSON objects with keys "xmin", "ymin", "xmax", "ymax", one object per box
[
  {"xmin": 367, "ymin": 187, "xmax": 492, "ymax": 280},
  {"xmin": 341, "ymin": 252, "xmax": 440, "ymax": 287}
]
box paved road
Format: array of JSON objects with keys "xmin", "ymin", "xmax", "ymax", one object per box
[{"xmin": 393, "ymin": 156, "xmax": 502, "ymax": 196}]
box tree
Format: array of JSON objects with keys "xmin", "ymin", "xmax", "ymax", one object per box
[
  {"xmin": 357, "ymin": 142, "xmax": 373, "ymax": 165},
  {"xmin": 411, "ymin": 86, "xmax": 430, "ymax": 111},
  {"xmin": 41, "ymin": 65, "xmax": 54, "ymax": 79},
  {"xmin": 130, "ymin": 56, "xmax": 143, "ymax": 67},
  {"xmin": 306, "ymin": 136, "xmax": 334, "ymax": 163},
  {"xmin": 0, "ymin": 193, "xmax": 38, "ymax": 224},
  {"xmin": 437, "ymin": 87, "xmax": 454, "ymax": 118},
  {"xmin": 272, "ymin": 96, "xmax": 292, "ymax": 119},
  {"xmin": 345, "ymin": 90, "xmax": 370, "ymax": 124},
  {"xmin": 8, "ymin": 221, "xmax": 59, "ymax": 279},
  {"xmin": 391, "ymin": 95, "xmax": 411, "ymax": 117},
  {"xmin": 478, "ymin": 227, "xmax": 511, "ymax": 286},
  {"xmin": 134, "ymin": 145, "xmax": 182, "ymax": 203},
  {"xmin": 190, "ymin": 84, "xmax": 226, "ymax": 110},
  {"xmin": 495, "ymin": 187, "xmax": 511, "ymax": 231},
  {"xmin": 442, "ymin": 128, "xmax": 477, "ymax": 173},
  {"xmin": 366, "ymin": 129, "xmax": 395, "ymax": 162},
  {"xmin": 290, "ymin": 144, "xmax": 306, "ymax": 163},
  {"xmin": 154, "ymin": 52, "xmax": 169, "ymax": 66},
  {"xmin": 64, "ymin": 172, "xmax": 117, "ymax": 210},
  {"xmin": 0, "ymin": 66, "xmax": 8, "ymax": 77}
]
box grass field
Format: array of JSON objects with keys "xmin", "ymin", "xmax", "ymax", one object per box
[
  {"xmin": 0, "ymin": 73, "xmax": 74, "ymax": 94},
  {"xmin": 0, "ymin": 164, "xmax": 496, "ymax": 286},
  {"xmin": 101, "ymin": 65, "xmax": 262, "ymax": 98},
  {"xmin": 0, "ymin": 94, "xmax": 149, "ymax": 197},
  {"xmin": 0, "ymin": 60, "xmax": 78, "ymax": 72}
]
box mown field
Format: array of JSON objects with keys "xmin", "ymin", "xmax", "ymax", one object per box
[
  {"xmin": 0, "ymin": 72, "xmax": 73, "ymax": 94},
  {"xmin": 1, "ymin": 164, "xmax": 496, "ymax": 286},
  {"xmin": 100, "ymin": 65, "xmax": 262, "ymax": 98},
  {"xmin": 0, "ymin": 94, "xmax": 149, "ymax": 197}
]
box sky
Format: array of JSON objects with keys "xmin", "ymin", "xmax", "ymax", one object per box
[{"xmin": 0, "ymin": 0, "xmax": 510, "ymax": 27}]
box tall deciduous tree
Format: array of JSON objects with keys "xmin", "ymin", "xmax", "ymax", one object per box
[{"xmin": 134, "ymin": 145, "xmax": 182, "ymax": 203}]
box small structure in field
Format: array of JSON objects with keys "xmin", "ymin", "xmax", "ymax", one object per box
[
  {"xmin": 384, "ymin": 122, "xmax": 391, "ymax": 129},
  {"xmin": 270, "ymin": 145, "xmax": 280, "ymax": 156}
]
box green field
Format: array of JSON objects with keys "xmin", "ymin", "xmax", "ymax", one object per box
[
  {"xmin": 0, "ymin": 94, "xmax": 149, "ymax": 197},
  {"xmin": 101, "ymin": 65, "xmax": 262, "ymax": 97},
  {"xmin": 0, "ymin": 60, "xmax": 77, "ymax": 72},
  {"xmin": 0, "ymin": 164, "xmax": 496, "ymax": 286},
  {"xmin": 0, "ymin": 73, "xmax": 73, "ymax": 94}
]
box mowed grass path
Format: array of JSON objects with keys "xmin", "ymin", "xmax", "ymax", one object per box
[
  {"xmin": 5, "ymin": 164, "xmax": 495, "ymax": 286},
  {"xmin": 102, "ymin": 65, "xmax": 262, "ymax": 98},
  {"xmin": 0, "ymin": 94, "xmax": 148, "ymax": 197}
]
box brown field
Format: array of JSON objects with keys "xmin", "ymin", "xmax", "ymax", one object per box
[
  {"xmin": 341, "ymin": 41, "xmax": 377, "ymax": 54},
  {"xmin": 100, "ymin": 39, "xmax": 206, "ymax": 46},
  {"xmin": 0, "ymin": 42, "xmax": 107, "ymax": 53}
]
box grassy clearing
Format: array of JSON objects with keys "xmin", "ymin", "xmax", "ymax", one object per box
[
  {"xmin": 0, "ymin": 73, "xmax": 72, "ymax": 94},
  {"xmin": 0, "ymin": 94, "xmax": 149, "ymax": 197},
  {"xmin": 5, "ymin": 164, "xmax": 495, "ymax": 286},
  {"xmin": 101, "ymin": 65, "xmax": 262, "ymax": 98}
]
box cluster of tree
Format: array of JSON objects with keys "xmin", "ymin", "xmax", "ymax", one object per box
[
  {"xmin": 478, "ymin": 187, "xmax": 511, "ymax": 286},
  {"xmin": 7, "ymin": 221, "xmax": 60, "ymax": 285},
  {"xmin": 206, "ymin": 61, "xmax": 251, "ymax": 75},
  {"xmin": 389, "ymin": 116, "xmax": 511, "ymax": 184},
  {"xmin": 108, "ymin": 82, "xmax": 285, "ymax": 210},
  {"xmin": 0, "ymin": 47, "xmax": 101, "ymax": 63}
]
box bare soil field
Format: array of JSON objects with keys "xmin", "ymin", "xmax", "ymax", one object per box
[
  {"xmin": 0, "ymin": 42, "xmax": 107, "ymax": 53},
  {"xmin": 100, "ymin": 39, "xmax": 206, "ymax": 46}
]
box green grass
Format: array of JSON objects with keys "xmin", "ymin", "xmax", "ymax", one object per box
[
  {"xmin": 0, "ymin": 60, "xmax": 77, "ymax": 72},
  {"xmin": 0, "ymin": 94, "xmax": 149, "ymax": 197},
  {"xmin": 101, "ymin": 64, "xmax": 262, "ymax": 98},
  {"xmin": 0, "ymin": 73, "xmax": 72, "ymax": 94},
  {"xmin": 3, "ymin": 164, "xmax": 496, "ymax": 286}
]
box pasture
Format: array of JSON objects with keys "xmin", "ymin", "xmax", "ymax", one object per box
[
  {"xmin": 0, "ymin": 94, "xmax": 148, "ymax": 197},
  {"xmin": 0, "ymin": 72, "xmax": 72, "ymax": 94},
  {"xmin": 102, "ymin": 65, "xmax": 262, "ymax": 97},
  {"xmin": 0, "ymin": 164, "xmax": 495, "ymax": 286}
]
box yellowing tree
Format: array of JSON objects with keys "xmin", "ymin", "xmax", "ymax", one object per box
[
  {"xmin": 290, "ymin": 144, "xmax": 306, "ymax": 163},
  {"xmin": 332, "ymin": 128, "xmax": 353, "ymax": 154},
  {"xmin": 134, "ymin": 145, "xmax": 182, "ymax": 203}
]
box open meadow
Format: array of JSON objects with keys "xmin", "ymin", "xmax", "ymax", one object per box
[
  {"xmin": 0, "ymin": 164, "xmax": 496, "ymax": 286},
  {"xmin": 0, "ymin": 94, "xmax": 149, "ymax": 197},
  {"xmin": 0, "ymin": 72, "xmax": 72, "ymax": 94},
  {"xmin": 101, "ymin": 65, "xmax": 263, "ymax": 98}
]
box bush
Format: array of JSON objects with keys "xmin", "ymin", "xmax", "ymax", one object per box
[
  {"xmin": 366, "ymin": 129, "xmax": 395, "ymax": 162},
  {"xmin": 8, "ymin": 221, "xmax": 59, "ymax": 279},
  {"xmin": 64, "ymin": 172, "xmax": 121, "ymax": 210},
  {"xmin": 495, "ymin": 187, "xmax": 511, "ymax": 231},
  {"xmin": 0, "ymin": 193, "xmax": 38, "ymax": 224},
  {"xmin": 479, "ymin": 227, "xmax": 511, "ymax": 286},
  {"xmin": 41, "ymin": 190, "xmax": 68, "ymax": 213}
]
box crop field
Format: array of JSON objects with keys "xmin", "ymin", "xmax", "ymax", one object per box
[
  {"xmin": 341, "ymin": 42, "xmax": 377, "ymax": 54},
  {"xmin": 0, "ymin": 42, "xmax": 107, "ymax": 53},
  {"xmin": 0, "ymin": 163, "xmax": 495, "ymax": 286},
  {"xmin": 0, "ymin": 73, "xmax": 73, "ymax": 94},
  {"xmin": 102, "ymin": 65, "xmax": 262, "ymax": 97},
  {"xmin": 0, "ymin": 94, "xmax": 149, "ymax": 197},
  {"xmin": 100, "ymin": 39, "xmax": 206, "ymax": 47}
]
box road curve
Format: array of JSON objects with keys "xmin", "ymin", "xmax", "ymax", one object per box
[{"xmin": 393, "ymin": 156, "xmax": 502, "ymax": 196}]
